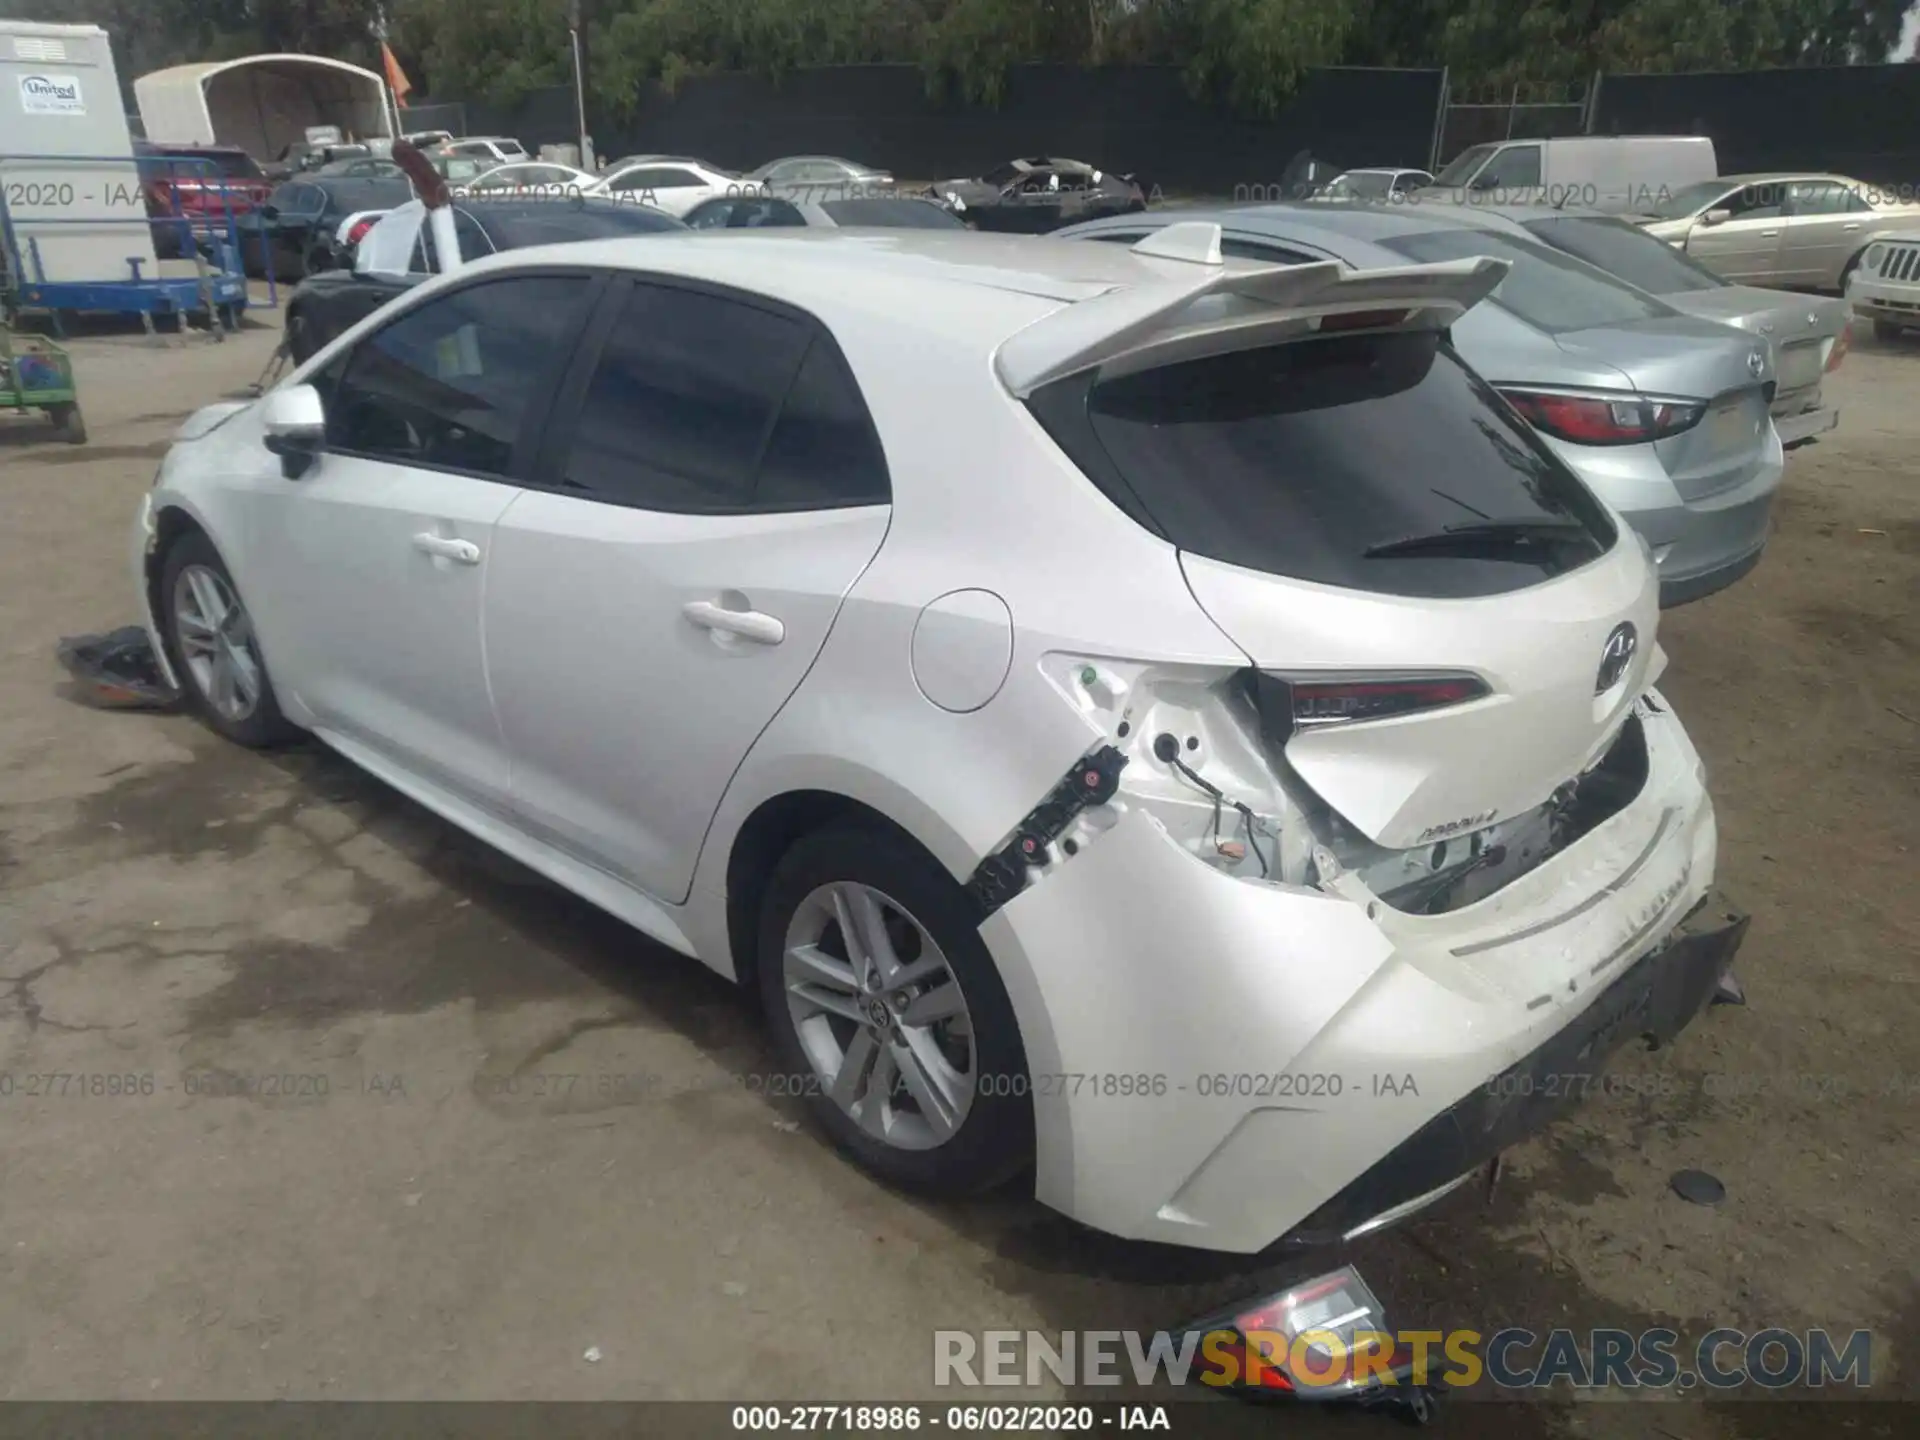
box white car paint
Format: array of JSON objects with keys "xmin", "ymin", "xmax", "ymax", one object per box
[
  {"xmin": 585, "ymin": 159, "xmax": 736, "ymax": 217},
  {"xmin": 136, "ymin": 227, "xmax": 1732, "ymax": 1253}
]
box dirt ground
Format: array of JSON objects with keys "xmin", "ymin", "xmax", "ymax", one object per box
[{"xmin": 0, "ymin": 299, "xmax": 1915, "ymax": 1438}]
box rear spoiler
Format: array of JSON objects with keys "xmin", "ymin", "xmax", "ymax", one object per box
[{"xmin": 996, "ymin": 222, "xmax": 1510, "ymax": 397}]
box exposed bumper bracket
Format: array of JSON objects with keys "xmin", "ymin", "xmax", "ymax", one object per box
[{"xmin": 1283, "ymin": 894, "xmax": 1750, "ymax": 1248}]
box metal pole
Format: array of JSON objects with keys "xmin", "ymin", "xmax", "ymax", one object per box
[
  {"xmin": 1586, "ymin": 70, "xmax": 1604, "ymax": 135},
  {"xmin": 1430, "ymin": 67, "xmax": 1450, "ymax": 174},
  {"xmin": 569, "ymin": 9, "xmax": 589, "ymax": 166},
  {"xmin": 1505, "ymin": 82, "xmax": 1520, "ymax": 139}
]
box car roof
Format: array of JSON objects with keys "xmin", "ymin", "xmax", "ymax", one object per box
[
  {"xmin": 1712, "ymin": 172, "xmax": 1845, "ymax": 186},
  {"xmin": 451, "ymin": 227, "xmax": 1258, "ymax": 321}
]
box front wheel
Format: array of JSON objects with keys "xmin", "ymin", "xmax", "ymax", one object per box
[
  {"xmin": 1874, "ymin": 318, "xmax": 1907, "ymax": 342},
  {"xmin": 159, "ymin": 531, "xmax": 300, "ymax": 748},
  {"xmin": 757, "ymin": 825, "xmax": 1033, "ymax": 1197}
]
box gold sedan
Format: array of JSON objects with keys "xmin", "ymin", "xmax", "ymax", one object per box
[{"xmin": 1637, "ymin": 173, "xmax": 1920, "ymax": 292}]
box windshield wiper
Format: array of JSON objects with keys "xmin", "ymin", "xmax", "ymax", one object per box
[{"xmin": 1363, "ymin": 518, "xmax": 1592, "ymax": 560}]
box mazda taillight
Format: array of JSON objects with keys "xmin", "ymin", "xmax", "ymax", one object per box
[
  {"xmin": 1500, "ymin": 387, "xmax": 1705, "ymax": 446},
  {"xmin": 346, "ymin": 217, "xmax": 378, "ymax": 245},
  {"xmin": 1241, "ymin": 669, "xmax": 1490, "ymax": 744},
  {"xmin": 1826, "ymin": 326, "xmax": 1849, "ymax": 372}
]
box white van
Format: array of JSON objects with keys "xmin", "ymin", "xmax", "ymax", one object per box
[{"xmin": 1421, "ymin": 135, "xmax": 1717, "ymax": 216}]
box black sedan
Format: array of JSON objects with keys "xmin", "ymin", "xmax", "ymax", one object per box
[
  {"xmin": 236, "ymin": 175, "xmax": 416, "ymax": 283},
  {"xmin": 927, "ymin": 157, "xmax": 1144, "ymax": 233},
  {"xmin": 282, "ymin": 195, "xmax": 687, "ymax": 362}
]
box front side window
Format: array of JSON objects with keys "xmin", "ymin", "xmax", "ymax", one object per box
[
  {"xmin": 325, "ymin": 275, "xmax": 589, "ymax": 477},
  {"xmin": 1724, "ymin": 184, "xmax": 1787, "ymax": 221},
  {"xmin": 1479, "ymin": 144, "xmax": 1541, "ymax": 189}
]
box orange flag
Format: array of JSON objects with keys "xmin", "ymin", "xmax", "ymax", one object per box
[{"xmin": 382, "ymin": 42, "xmax": 412, "ymax": 108}]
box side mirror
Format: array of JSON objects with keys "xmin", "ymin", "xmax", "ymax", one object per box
[
  {"xmin": 261, "ymin": 383, "xmax": 325, "ymax": 480},
  {"xmin": 1469, "ymin": 171, "xmax": 1500, "ymax": 192},
  {"xmin": 1701, "ymin": 208, "xmax": 1732, "ymax": 227},
  {"xmin": 259, "ymin": 203, "xmax": 280, "ymax": 220}
]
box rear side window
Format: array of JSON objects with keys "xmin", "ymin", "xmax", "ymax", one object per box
[
  {"xmin": 1376, "ymin": 227, "xmax": 1671, "ymax": 333},
  {"xmin": 559, "ymin": 283, "xmax": 811, "ymax": 510},
  {"xmin": 557, "ymin": 283, "xmax": 888, "ymax": 512},
  {"xmin": 1029, "ymin": 331, "xmax": 1615, "ymax": 599},
  {"xmin": 756, "ymin": 340, "xmax": 890, "ymax": 507},
  {"xmin": 1522, "ymin": 215, "xmax": 1725, "ymax": 294}
]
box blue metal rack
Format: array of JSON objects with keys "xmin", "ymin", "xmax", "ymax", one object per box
[{"xmin": 0, "ymin": 152, "xmax": 273, "ymax": 338}]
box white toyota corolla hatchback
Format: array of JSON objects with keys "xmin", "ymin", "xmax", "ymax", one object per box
[{"xmin": 134, "ymin": 225, "xmax": 1747, "ymax": 1254}]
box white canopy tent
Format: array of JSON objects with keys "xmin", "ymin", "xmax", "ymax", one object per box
[{"xmin": 134, "ymin": 53, "xmax": 393, "ymax": 162}]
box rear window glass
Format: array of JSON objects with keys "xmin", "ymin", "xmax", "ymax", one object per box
[
  {"xmin": 1029, "ymin": 331, "xmax": 1616, "ymax": 600},
  {"xmin": 1522, "ymin": 215, "xmax": 1725, "ymax": 295},
  {"xmin": 820, "ymin": 198, "xmax": 963, "ymax": 229},
  {"xmin": 1375, "ymin": 227, "xmax": 1673, "ymax": 334}
]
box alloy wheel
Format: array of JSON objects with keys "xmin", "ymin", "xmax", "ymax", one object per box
[
  {"xmin": 782, "ymin": 882, "xmax": 977, "ymax": 1150},
  {"xmin": 172, "ymin": 563, "xmax": 262, "ymax": 723}
]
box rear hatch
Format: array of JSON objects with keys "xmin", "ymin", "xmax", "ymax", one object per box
[
  {"xmin": 1017, "ymin": 241, "xmax": 1659, "ymax": 850},
  {"xmin": 1552, "ymin": 316, "xmax": 1774, "ymax": 500}
]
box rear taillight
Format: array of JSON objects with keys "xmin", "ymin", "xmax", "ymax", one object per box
[
  {"xmin": 1500, "ymin": 387, "xmax": 1705, "ymax": 446},
  {"xmin": 1826, "ymin": 326, "xmax": 1850, "ymax": 372},
  {"xmin": 1242, "ymin": 669, "xmax": 1489, "ymax": 744},
  {"xmin": 150, "ymin": 179, "xmax": 173, "ymax": 207},
  {"xmin": 346, "ymin": 217, "xmax": 378, "ymax": 245}
]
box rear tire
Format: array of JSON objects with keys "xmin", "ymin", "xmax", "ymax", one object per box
[
  {"xmin": 158, "ymin": 531, "xmax": 300, "ymax": 748},
  {"xmin": 757, "ymin": 824, "xmax": 1033, "ymax": 1198}
]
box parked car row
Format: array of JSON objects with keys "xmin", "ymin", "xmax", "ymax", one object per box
[{"xmin": 140, "ymin": 213, "xmax": 1755, "ymax": 1260}]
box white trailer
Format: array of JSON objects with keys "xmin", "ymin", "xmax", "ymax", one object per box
[
  {"xmin": 134, "ymin": 55, "xmax": 394, "ymax": 167},
  {"xmin": 1, "ymin": 20, "xmax": 154, "ymax": 286}
]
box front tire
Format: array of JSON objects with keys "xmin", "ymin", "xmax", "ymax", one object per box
[
  {"xmin": 757, "ymin": 825, "xmax": 1033, "ymax": 1197},
  {"xmin": 159, "ymin": 531, "xmax": 299, "ymax": 748},
  {"xmin": 1874, "ymin": 318, "xmax": 1907, "ymax": 342}
]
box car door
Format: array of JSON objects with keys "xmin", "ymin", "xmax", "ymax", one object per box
[
  {"xmin": 1780, "ymin": 180, "xmax": 1872, "ymax": 288},
  {"xmin": 482, "ymin": 274, "xmax": 893, "ymax": 903},
  {"xmin": 247, "ymin": 271, "xmax": 599, "ymax": 811},
  {"xmin": 1685, "ymin": 182, "xmax": 1788, "ymax": 283}
]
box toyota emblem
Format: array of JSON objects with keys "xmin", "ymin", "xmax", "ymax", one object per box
[
  {"xmin": 1747, "ymin": 347, "xmax": 1767, "ymax": 380},
  {"xmin": 1596, "ymin": 623, "xmax": 1638, "ymax": 695}
]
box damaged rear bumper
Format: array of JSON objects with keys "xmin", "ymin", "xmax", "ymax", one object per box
[
  {"xmin": 1288, "ymin": 896, "xmax": 1747, "ymax": 1247},
  {"xmin": 981, "ymin": 694, "xmax": 1726, "ymax": 1254}
]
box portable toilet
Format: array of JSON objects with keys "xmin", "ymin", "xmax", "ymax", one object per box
[{"xmin": 0, "ymin": 20, "xmax": 155, "ymax": 285}]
